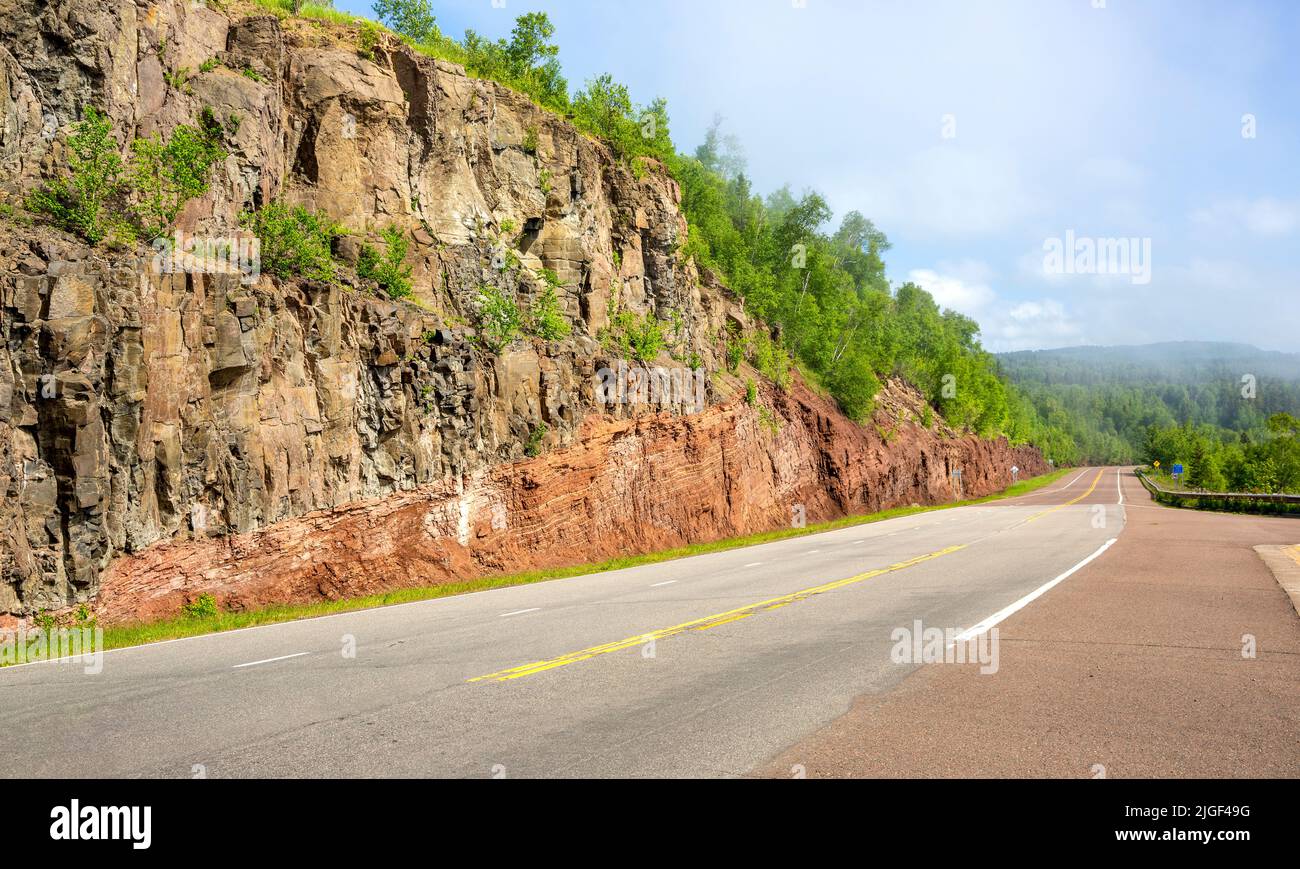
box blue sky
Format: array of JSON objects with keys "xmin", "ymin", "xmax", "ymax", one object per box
[{"xmin": 336, "ymin": 0, "xmax": 1299, "ymax": 352}]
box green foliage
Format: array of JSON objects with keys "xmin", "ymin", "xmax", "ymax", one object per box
[
  {"xmin": 1000, "ymin": 344, "xmax": 1300, "ymax": 465},
  {"xmin": 722, "ymin": 324, "xmax": 745, "ymax": 373},
  {"xmin": 1141, "ymin": 413, "xmax": 1300, "ymax": 494},
  {"xmin": 29, "ymin": 107, "xmax": 226, "ymax": 245},
  {"xmin": 745, "ymin": 378, "xmax": 758, "ymax": 406},
  {"xmin": 358, "ymin": 225, "xmax": 414, "ymax": 299},
  {"xmin": 522, "ymin": 126, "xmax": 539, "ymax": 155},
  {"xmin": 603, "ymin": 310, "xmax": 666, "ymax": 363},
  {"xmin": 27, "ymin": 108, "xmax": 123, "ymax": 244},
  {"xmin": 463, "ymin": 12, "xmax": 568, "ymax": 111},
  {"xmin": 571, "ymin": 75, "xmax": 673, "ymax": 165},
  {"xmin": 748, "ymin": 330, "xmax": 792, "ymax": 390},
  {"xmin": 524, "ymin": 422, "xmax": 548, "ymax": 458},
  {"xmin": 128, "ymin": 112, "xmax": 227, "ymax": 239},
  {"xmin": 164, "ymin": 67, "xmax": 193, "ymax": 92},
  {"xmin": 241, "ymin": 66, "xmax": 264, "ymax": 83},
  {"xmin": 371, "ymin": 0, "xmax": 439, "ymax": 44},
  {"xmin": 527, "ymin": 270, "xmax": 571, "ymax": 341},
  {"xmin": 357, "ymin": 20, "xmax": 382, "ymax": 60},
  {"xmin": 476, "ymin": 284, "xmax": 523, "ymax": 353},
  {"xmin": 240, "ymin": 202, "xmax": 341, "ymax": 282},
  {"xmin": 182, "ymin": 593, "xmax": 220, "ymax": 620}
]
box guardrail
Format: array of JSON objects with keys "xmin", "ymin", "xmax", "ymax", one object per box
[{"xmin": 1134, "ymin": 469, "xmax": 1300, "ymax": 515}]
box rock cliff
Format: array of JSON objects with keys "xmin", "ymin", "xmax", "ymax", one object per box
[{"xmin": 0, "ymin": 1, "xmax": 1047, "ymax": 624}]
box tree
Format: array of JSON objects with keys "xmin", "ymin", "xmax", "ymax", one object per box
[
  {"xmin": 27, "ymin": 108, "xmax": 123, "ymax": 244},
  {"xmin": 372, "ymin": 0, "xmax": 439, "ymax": 44}
]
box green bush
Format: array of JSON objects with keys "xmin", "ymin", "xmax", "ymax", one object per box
[
  {"xmin": 357, "ymin": 20, "xmax": 382, "ymax": 60},
  {"xmin": 182, "ymin": 593, "xmax": 220, "ymax": 620},
  {"xmin": 603, "ymin": 310, "xmax": 666, "ymax": 363},
  {"xmin": 26, "ymin": 108, "xmax": 124, "ymax": 244},
  {"xmin": 358, "ymin": 225, "xmax": 414, "ymax": 299},
  {"xmin": 128, "ymin": 111, "xmax": 227, "ymax": 239},
  {"xmin": 476, "ymin": 284, "xmax": 523, "ymax": 353},
  {"xmin": 528, "ymin": 269, "xmax": 571, "ymax": 340},
  {"xmin": 241, "ymin": 202, "xmax": 341, "ymax": 282},
  {"xmin": 30, "ymin": 107, "xmax": 227, "ymax": 245},
  {"xmin": 749, "ymin": 329, "xmax": 792, "ymax": 389},
  {"xmin": 524, "ymin": 422, "xmax": 548, "ymax": 457}
]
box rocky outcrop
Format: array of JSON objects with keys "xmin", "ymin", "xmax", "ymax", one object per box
[
  {"xmin": 92, "ymin": 377, "xmax": 1046, "ymax": 625},
  {"xmin": 0, "ymin": 1, "xmax": 1048, "ymax": 624}
]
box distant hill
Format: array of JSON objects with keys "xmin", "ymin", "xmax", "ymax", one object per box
[
  {"xmin": 997, "ymin": 342, "xmax": 1300, "ymax": 464},
  {"xmin": 998, "ymin": 342, "xmax": 1300, "ymax": 386}
]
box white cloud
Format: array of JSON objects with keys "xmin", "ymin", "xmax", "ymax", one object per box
[
  {"xmin": 907, "ymin": 262, "xmax": 1085, "ymax": 352},
  {"xmin": 907, "ymin": 266, "xmax": 994, "ymax": 312},
  {"xmin": 1189, "ymin": 197, "xmax": 1299, "ymax": 237}
]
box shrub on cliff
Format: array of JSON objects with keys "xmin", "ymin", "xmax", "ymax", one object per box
[
  {"xmin": 358, "ymin": 225, "xmax": 414, "ymax": 299},
  {"xmin": 476, "ymin": 284, "xmax": 523, "ymax": 353},
  {"xmin": 602, "ymin": 310, "xmax": 666, "ymax": 363},
  {"xmin": 240, "ymin": 202, "xmax": 341, "ymax": 283},
  {"xmin": 527, "ymin": 270, "xmax": 571, "ymax": 341},
  {"xmin": 463, "ymin": 12, "xmax": 569, "ymax": 111},
  {"xmin": 29, "ymin": 107, "xmax": 227, "ymax": 245},
  {"xmin": 26, "ymin": 108, "xmax": 125, "ymax": 245},
  {"xmin": 128, "ymin": 110, "xmax": 228, "ymax": 240}
]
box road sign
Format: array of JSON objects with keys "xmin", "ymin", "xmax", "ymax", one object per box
[
  {"xmin": 1011, "ymin": 465, "xmax": 1019, "ymax": 482},
  {"xmin": 1173, "ymin": 463, "xmax": 1184, "ymax": 476},
  {"xmin": 1154, "ymin": 461, "xmax": 1161, "ymax": 468}
]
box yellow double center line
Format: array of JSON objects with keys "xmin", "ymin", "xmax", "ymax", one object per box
[
  {"xmin": 1025, "ymin": 468, "xmax": 1105, "ymax": 522},
  {"xmin": 468, "ymin": 544, "xmax": 967, "ymax": 683}
]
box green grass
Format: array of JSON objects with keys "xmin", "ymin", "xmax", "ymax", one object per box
[{"xmin": 90, "ymin": 467, "xmax": 1072, "ymax": 653}]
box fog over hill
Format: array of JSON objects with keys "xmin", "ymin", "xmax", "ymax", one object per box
[{"xmin": 996, "ymin": 342, "xmax": 1300, "ymax": 464}]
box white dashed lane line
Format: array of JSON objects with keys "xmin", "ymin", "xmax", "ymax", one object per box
[
  {"xmin": 500, "ymin": 608, "xmax": 541, "ymax": 618},
  {"xmin": 232, "ymin": 652, "xmax": 310, "ymax": 670}
]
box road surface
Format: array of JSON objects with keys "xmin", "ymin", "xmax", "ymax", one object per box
[{"xmin": 2, "ymin": 467, "xmax": 1291, "ymax": 777}]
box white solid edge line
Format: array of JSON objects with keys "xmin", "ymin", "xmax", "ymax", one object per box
[
  {"xmin": 1117, "ymin": 466, "xmax": 1124, "ymax": 505},
  {"xmin": 650, "ymin": 580, "xmax": 677, "ymax": 588},
  {"xmin": 500, "ymin": 608, "xmax": 541, "ymax": 617},
  {"xmin": 949, "ymin": 537, "xmax": 1119, "ymax": 646},
  {"xmin": 232, "ymin": 652, "xmax": 310, "ymax": 669},
  {"xmin": 744, "ymin": 562, "xmax": 763, "ymax": 568}
]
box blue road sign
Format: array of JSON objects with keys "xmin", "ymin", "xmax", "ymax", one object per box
[{"xmin": 1173, "ymin": 463, "xmax": 1184, "ymax": 478}]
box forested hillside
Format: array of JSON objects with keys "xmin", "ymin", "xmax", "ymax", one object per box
[{"xmin": 1000, "ymin": 343, "xmax": 1300, "ymax": 490}]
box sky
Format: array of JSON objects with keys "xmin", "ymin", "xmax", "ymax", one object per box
[{"xmin": 336, "ymin": 0, "xmax": 1300, "ymax": 353}]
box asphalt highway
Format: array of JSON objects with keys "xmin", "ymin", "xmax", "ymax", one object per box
[{"xmin": 2, "ymin": 468, "xmax": 1130, "ymax": 777}]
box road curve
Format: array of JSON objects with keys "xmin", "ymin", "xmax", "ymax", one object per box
[
  {"xmin": 758, "ymin": 467, "xmax": 1300, "ymax": 778},
  {"xmin": 2, "ymin": 468, "xmax": 1128, "ymax": 778}
]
